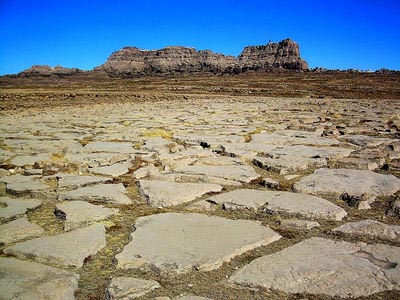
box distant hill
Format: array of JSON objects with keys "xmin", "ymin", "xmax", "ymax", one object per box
[
  {"xmin": 16, "ymin": 38, "xmax": 309, "ymax": 77},
  {"xmin": 95, "ymin": 38, "xmax": 308, "ymax": 76}
]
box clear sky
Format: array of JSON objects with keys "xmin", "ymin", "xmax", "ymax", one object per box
[{"xmin": 0, "ymin": 0, "xmax": 399, "ymax": 75}]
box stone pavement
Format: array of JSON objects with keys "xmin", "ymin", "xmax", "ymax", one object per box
[{"xmin": 0, "ymin": 97, "xmax": 399, "ymax": 299}]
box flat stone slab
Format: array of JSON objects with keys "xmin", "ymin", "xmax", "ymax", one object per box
[
  {"xmin": 207, "ymin": 189, "xmax": 347, "ymax": 221},
  {"xmin": 9, "ymin": 153, "xmax": 50, "ymax": 167},
  {"xmin": 254, "ymin": 145, "xmax": 352, "ymax": 174},
  {"xmin": 229, "ymin": 237, "xmax": 400, "ymax": 298},
  {"xmin": 56, "ymin": 174, "xmax": 112, "ymax": 189},
  {"xmin": 90, "ymin": 161, "xmax": 132, "ymax": 177},
  {"xmin": 83, "ymin": 141, "xmax": 134, "ymax": 153},
  {"xmin": 293, "ymin": 168, "xmax": 400, "ymax": 199},
  {"xmin": 332, "ymin": 219, "xmax": 400, "ymax": 242},
  {"xmin": 66, "ymin": 152, "xmax": 131, "ymax": 168},
  {"xmin": 4, "ymin": 223, "xmax": 106, "ymax": 268},
  {"xmin": 138, "ymin": 180, "xmax": 222, "ymax": 207},
  {"xmin": 0, "ymin": 217, "xmax": 44, "ymax": 245},
  {"xmin": 174, "ymin": 165, "xmax": 260, "ymax": 183},
  {"xmin": 250, "ymin": 131, "xmax": 340, "ymax": 146},
  {"xmin": 55, "ymin": 201, "xmax": 118, "ymax": 231},
  {"xmin": 105, "ymin": 277, "xmax": 160, "ymax": 299},
  {"xmin": 254, "ymin": 155, "xmax": 326, "ymax": 174},
  {"xmin": 6, "ymin": 180, "xmax": 50, "ymax": 196},
  {"xmin": 0, "ymin": 257, "xmax": 79, "ymax": 300},
  {"xmin": 0, "ymin": 197, "xmax": 42, "ymax": 220},
  {"xmin": 115, "ymin": 213, "xmax": 281, "ymax": 274},
  {"xmin": 58, "ymin": 183, "xmax": 132, "ymax": 204}
]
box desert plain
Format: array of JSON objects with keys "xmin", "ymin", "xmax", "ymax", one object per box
[{"xmin": 0, "ymin": 71, "xmax": 400, "ymax": 300}]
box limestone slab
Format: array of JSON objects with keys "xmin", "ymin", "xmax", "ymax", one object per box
[
  {"xmin": 4, "ymin": 223, "xmax": 106, "ymax": 268},
  {"xmin": 0, "ymin": 257, "xmax": 79, "ymax": 300},
  {"xmin": 55, "ymin": 201, "xmax": 118, "ymax": 231},
  {"xmin": 58, "ymin": 183, "xmax": 131, "ymax": 204},
  {"xmin": 293, "ymin": 168, "xmax": 400, "ymax": 199},
  {"xmin": 0, "ymin": 217, "xmax": 44, "ymax": 245},
  {"xmin": 0, "ymin": 197, "xmax": 42, "ymax": 220},
  {"xmin": 229, "ymin": 237, "xmax": 400, "ymax": 298},
  {"xmin": 207, "ymin": 189, "xmax": 347, "ymax": 221},
  {"xmin": 138, "ymin": 180, "xmax": 222, "ymax": 207},
  {"xmin": 174, "ymin": 165, "xmax": 260, "ymax": 183},
  {"xmin": 332, "ymin": 219, "xmax": 400, "ymax": 242},
  {"xmin": 115, "ymin": 213, "xmax": 281, "ymax": 273},
  {"xmin": 105, "ymin": 277, "xmax": 160, "ymax": 300},
  {"xmin": 56, "ymin": 174, "xmax": 112, "ymax": 189},
  {"xmin": 90, "ymin": 161, "xmax": 132, "ymax": 177},
  {"xmin": 83, "ymin": 141, "xmax": 134, "ymax": 153}
]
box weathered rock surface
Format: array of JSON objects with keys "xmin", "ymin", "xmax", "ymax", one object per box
[
  {"xmin": 138, "ymin": 180, "xmax": 222, "ymax": 207},
  {"xmin": 332, "ymin": 219, "xmax": 400, "ymax": 242},
  {"xmin": 207, "ymin": 189, "xmax": 347, "ymax": 221},
  {"xmin": 83, "ymin": 141, "xmax": 134, "ymax": 154},
  {"xmin": 90, "ymin": 161, "xmax": 132, "ymax": 177},
  {"xmin": 56, "ymin": 174, "xmax": 112, "ymax": 189},
  {"xmin": 55, "ymin": 201, "xmax": 118, "ymax": 231},
  {"xmin": 0, "ymin": 257, "xmax": 79, "ymax": 300},
  {"xmin": 115, "ymin": 213, "xmax": 281, "ymax": 273},
  {"xmin": 174, "ymin": 165, "xmax": 260, "ymax": 184},
  {"xmin": 253, "ymin": 145, "xmax": 351, "ymax": 174},
  {"xmin": 293, "ymin": 168, "xmax": 400, "ymax": 199},
  {"xmin": 96, "ymin": 39, "xmax": 307, "ymax": 76},
  {"xmin": 0, "ymin": 197, "xmax": 42, "ymax": 220},
  {"xmin": 0, "ymin": 217, "xmax": 44, "ymax": 245},
  {"xmin": 105, "ymin": 277, "xmax": 161, "ymax": 300},
  {"xmin": 58, "ymin": 183, "xmax": 132, "ymax": 204},
  {"xmin": 229, "ymin": 237, "xmax": 400, "ymax": 298},
  {"xmin": 4, "ymin": 223, "xmax": 106, "ymax": 268}
]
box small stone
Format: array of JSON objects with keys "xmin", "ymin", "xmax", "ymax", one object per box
[
  {"xmin": 132, "ymin": 164, "xmax": 159, "ymax": 179},
  {"xmin": 55, "ymin": 201, "xmax": 118, "ymax": 231},
  {"xmin": 332, "ymin": 219, "xmax": 400, "ymax": 242},
  {"xmin": 0, "ymin": 257, "xmax": 79, "ymax": 300},
  {"xmin": 105, "ymin": 277, "xmax": 160, "ymax": 299},
  {"xmin": 260, "ymin": 177, "xmax": 279, "ymax": 189},
  {"xmin": 283, "ymin": 174, "xmax": 300, "ymax": 181},
  {"xmin": 4, "ymin": 223, "xmax": 106, "ymax": 268},
  {"xmin": 138, "ymin": 180, "xmax": 222, "ymax": 207},
  {"xmin": 174, "ymin": 296, "xmax": 213, "ymax": 300},
  {"xmin": 186, "ymin": 200, "xmax": 217, "ymax": 212},
  {"xmin": 0, "ymin": 217, "xmax": 44, "ymax": 245},
  {"xmin": 280, "ymin": 219, "xmax": 320, "ymax": 230}
]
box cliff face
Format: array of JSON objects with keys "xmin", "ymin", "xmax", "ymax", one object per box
[
  {"xmin": 96, "ymin": 38, "xmax": 308, "ymax": 76},
  {"xmin": 18, "ymin": 38, "xmax": 308, "ymax": 77},
  {"xmin": 95, "ymin": 46, "xmax": 237, "ymax": 76},
  {"xmin": 238, "ymin": 39, "xmax": 309, "ymax": 71}
]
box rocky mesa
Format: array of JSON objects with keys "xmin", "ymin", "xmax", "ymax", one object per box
[
  {"xmin": 95, "ymin": 38, "xmax": 308, "ymax": 76},
  {"xmin": 16, "ymin": 38, "xmax": 308, "ymax": 77}
]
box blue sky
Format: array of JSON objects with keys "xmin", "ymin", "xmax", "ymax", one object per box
[{"xmin": 0, "ymin": 0, "xmax": 399, "ymax": 74}]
